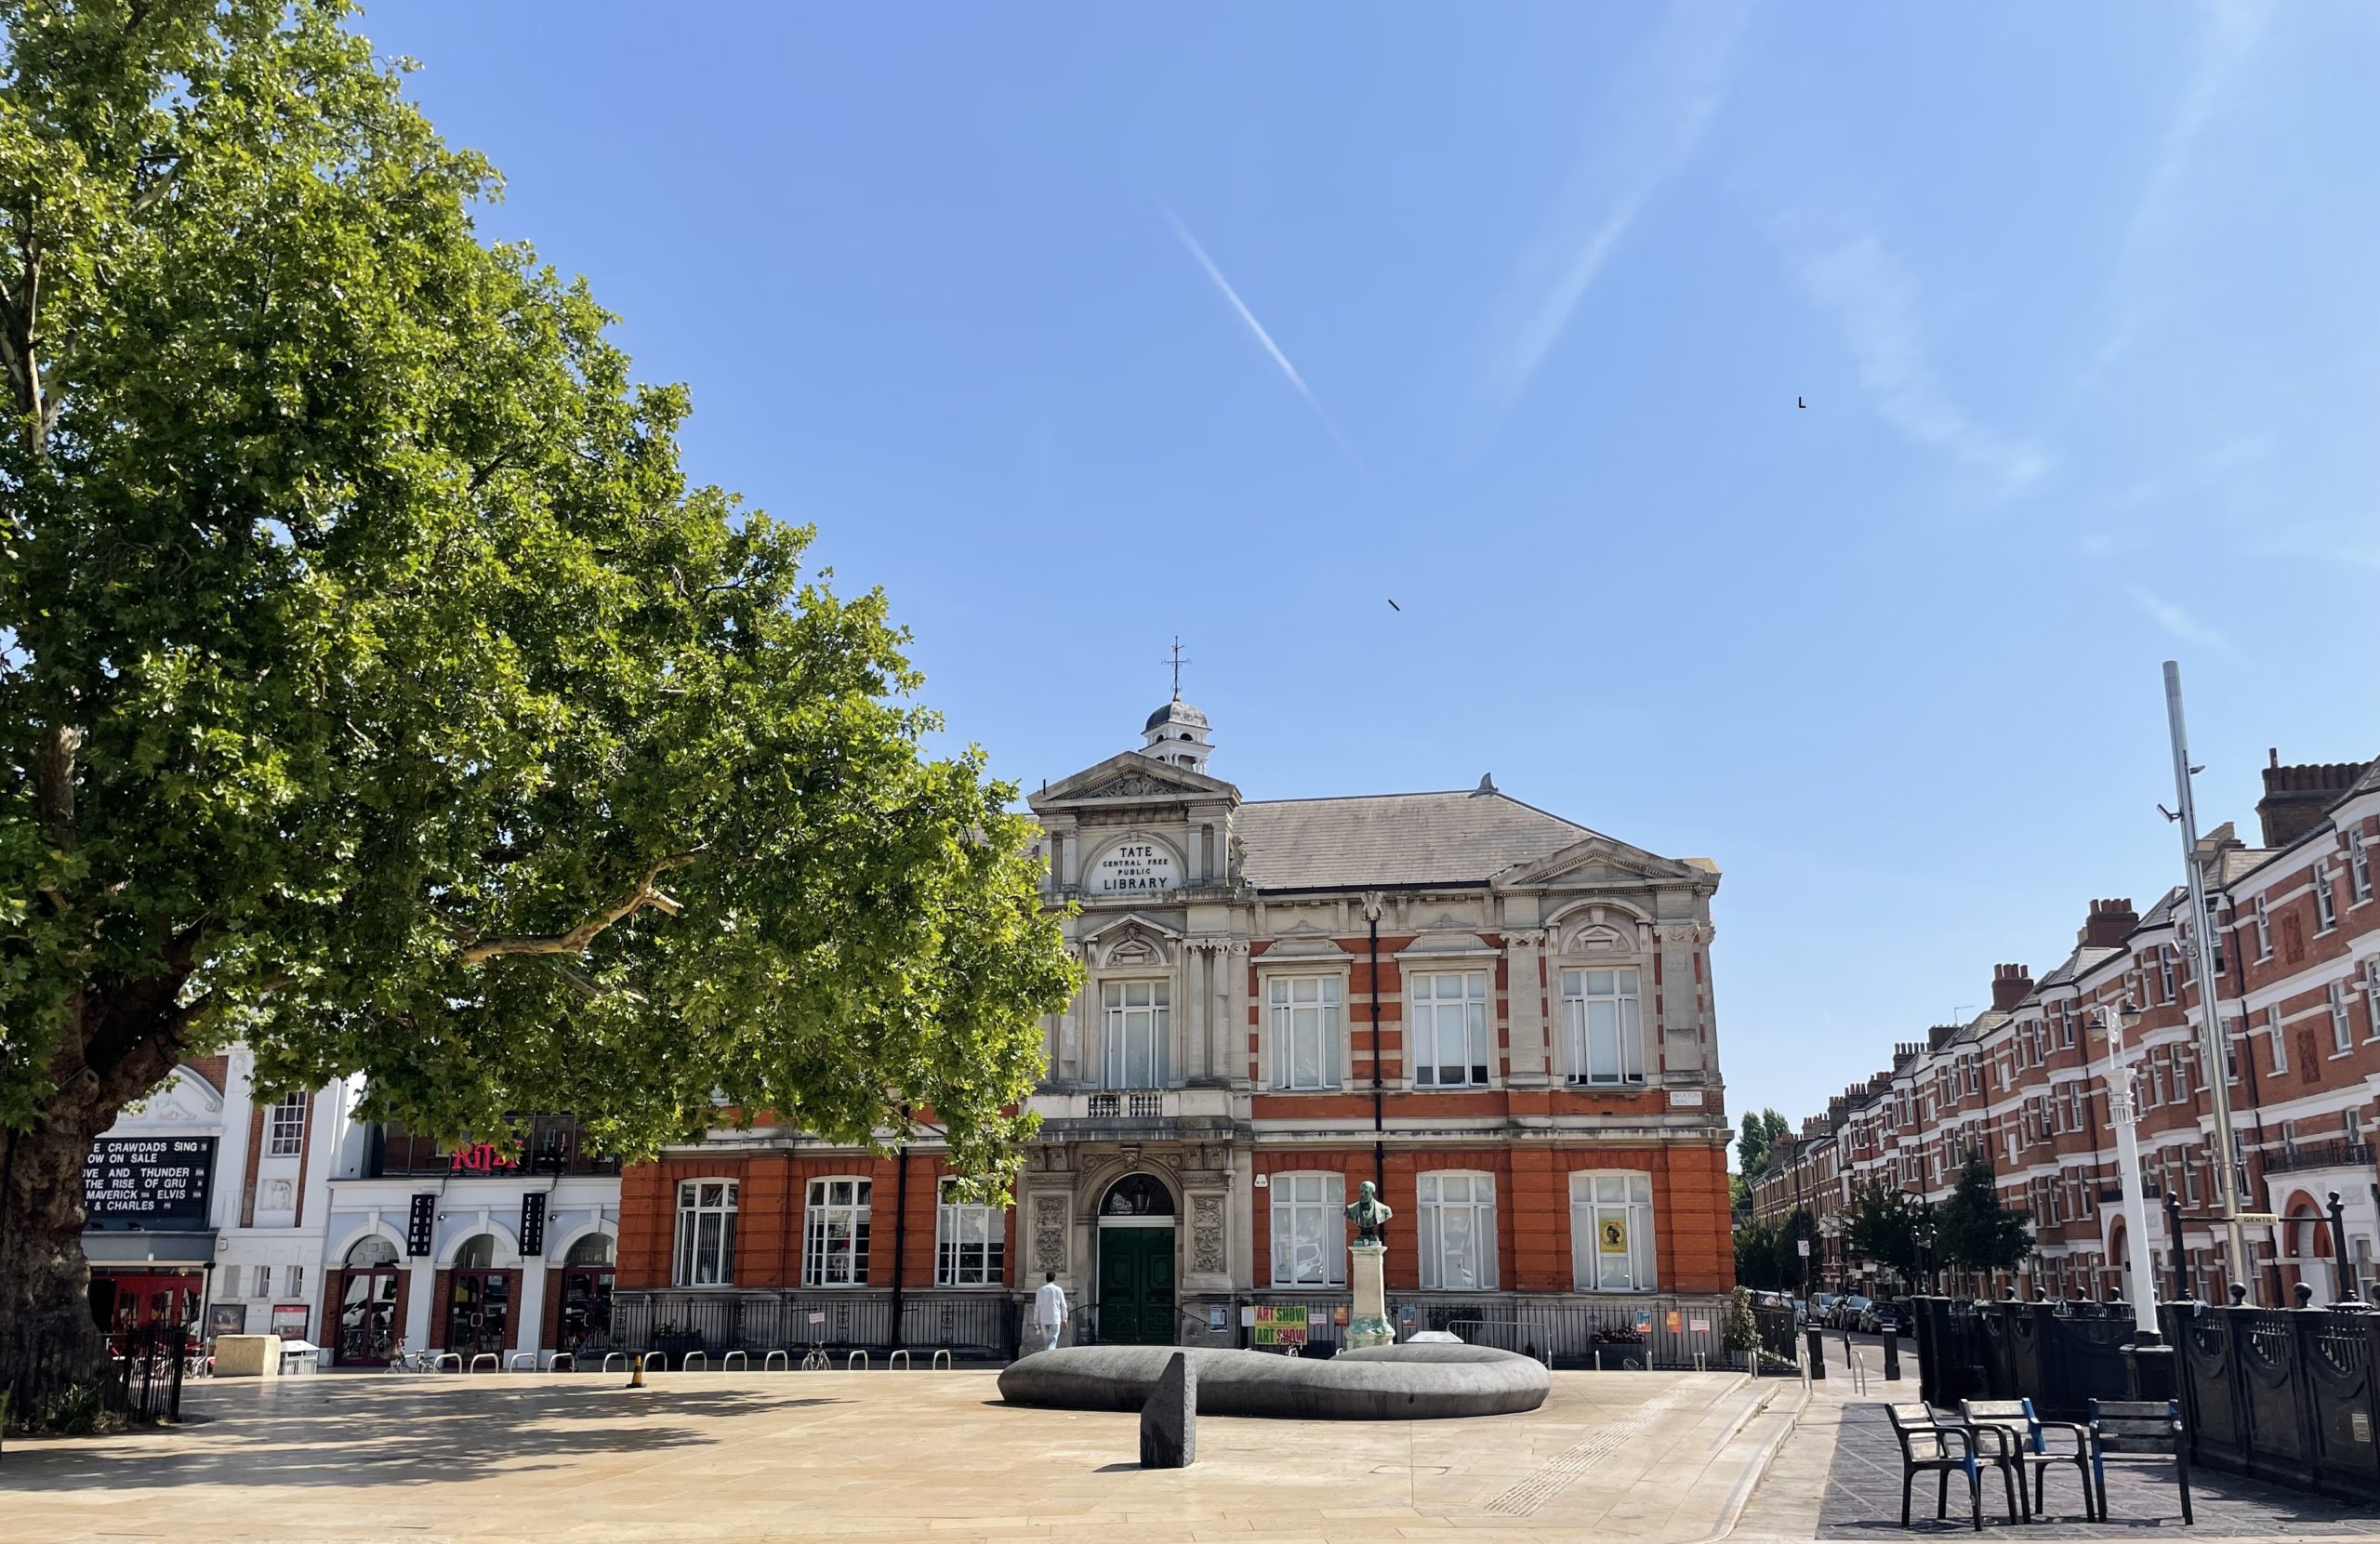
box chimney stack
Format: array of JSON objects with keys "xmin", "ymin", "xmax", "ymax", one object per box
[
  {"xmin": 2078, "ymin": 897, "xmax": 2138, "ymax": 949},
  {"xmin": 2255, "ymin": 750, "xmax": 2366, "ymax": 849},
  {"xmin": 1990, "ymin": 963, "xmax": 2034, "ymax": 1012}
]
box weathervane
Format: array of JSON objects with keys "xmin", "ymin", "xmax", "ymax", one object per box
[{"xmin": 1162, "ymin": 637, "xmax": 1190, "ymax": 699}]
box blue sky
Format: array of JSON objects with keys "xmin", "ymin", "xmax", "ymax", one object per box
[{"xmin": 367, "ymin": 3, "xmax": 2380, "ymax": 1155}]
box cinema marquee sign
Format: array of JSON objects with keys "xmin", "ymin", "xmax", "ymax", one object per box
[
  {"xmin": 83, "ymin": 1136, "xmax": 217, "ymax": 1230},
  {"xmin": 1090, "ymin": 839, "xmax": 1179, "ymax": 894}
]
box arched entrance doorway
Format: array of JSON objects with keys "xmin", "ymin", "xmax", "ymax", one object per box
[
  {"xmin": 2281, "ymin": 1197, "xmax": 2330, "ymax": 1307},
  {"xmin": 445, "ymin": 1234, "xmax": 515, "ymax": 1356},
  {"xmin": 336, "ymin": 1235, "xmax": 403, "ymax": 1366},
  {"xmin": 1095, "ymin": 1174, "xmax": 1176, "ymax": 1345},
  {"xmin": 553, "ymin": 1233, "xmax": 615, "ymax": 1355}
]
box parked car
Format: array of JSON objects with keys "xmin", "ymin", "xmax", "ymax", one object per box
[
  {"xmin": 1860, "ymin": 1300, "xmax": 1907, "ymax": 1335},
  {"xmin": 1833, "ymin": 1295, "xmax": 1871, "ymax": 1330},
  {"xmin": 1808, "ymin": 1292, "xmax": 1838, "ymax": 1326}
]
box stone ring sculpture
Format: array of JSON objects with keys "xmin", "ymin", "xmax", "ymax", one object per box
[{"xmin": 998, "ymin": 1342, "xmax": 1549, "ymax": 1420}]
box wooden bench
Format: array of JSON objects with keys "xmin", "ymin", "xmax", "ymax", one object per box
[
  {"xmin": 2087, "ymin": 1399, "xmax": 2192, "ymax": 1524},
  {"xmin": 1960, "ymin": 1397, "xmax": 2093, "ymax": 1520}
]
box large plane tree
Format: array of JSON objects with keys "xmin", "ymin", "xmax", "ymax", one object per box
[{"xmin": 0, "ymin": 0, "xmax": 1076, "ymax": 1399}]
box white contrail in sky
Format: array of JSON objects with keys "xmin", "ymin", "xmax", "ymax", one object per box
[{"xmin": 1160, "ymin": 204, "xmax": 1361, "ymax": 468}]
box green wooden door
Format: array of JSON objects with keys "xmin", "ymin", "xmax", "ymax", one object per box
[{"xmin": 1096, "ymin": 1227, "xmax": 1177, "ymax": 1344}]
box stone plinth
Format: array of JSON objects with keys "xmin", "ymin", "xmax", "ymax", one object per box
[
  {"xmin": 1139, "ymin": 1351, "xmax": 1196, "ymax": 1467},
  {"xmin": 1347, "ymin": 1240, "xmax": 1393, "ymax": 1350},
  {"xmin": 214, "ymin": 1335, "xmax": 282, "ymax": 1378}
]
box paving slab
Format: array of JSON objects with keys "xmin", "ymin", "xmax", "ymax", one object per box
[{"xmin": 2, "ymin": 1368, "xmax": 1783, "ymax": 1544}]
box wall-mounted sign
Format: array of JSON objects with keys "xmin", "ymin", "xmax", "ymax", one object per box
[
  {"xmin": 82, "ymin": 1137, "xmax": 216, "ymax": 1230},
  {"xmin": 271, "ymin": 1303, "xmax": 310, "ymax": 1339},
  {"xmin": 1089, "ymin": 840, "xmax": 1179, "ymax": 895},
  {"xmin": 406, "ymin": 1193, "xmax": 437, "ymax": 1257},
  {"xmin": 520, "ymin": 1192, "xmax": 548, "ymax": 1256},
  {"xmin": 448, "ymin": 1142, "xmax": 520, "ymax": 1175}
]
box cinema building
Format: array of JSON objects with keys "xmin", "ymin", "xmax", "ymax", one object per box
[{"xmin": 612, "ymin": 696, "xmax": 1737, "ymax": 1361}]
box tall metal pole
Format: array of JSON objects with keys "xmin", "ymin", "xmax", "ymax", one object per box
[
  {"xmin": 2099, "ymin": 1006, "xmax": 2162, "ymax": 1342},
  {"xmin": 2163, "ymin": 661, "xmax": 2254, "ymax": 1300}
]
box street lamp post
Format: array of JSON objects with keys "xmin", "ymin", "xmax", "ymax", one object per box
[
  {"xmin": 2328, "ymin": 1192, "xmax": 2363, "ymax": 1307},
  {"xmin": 2164, "ymin": 1188, "xmax": 2189, "ymax": 1302},
  {"xmin": 2095, "ymin": 1000, "xmax": 2163, "ymax": 1348}
]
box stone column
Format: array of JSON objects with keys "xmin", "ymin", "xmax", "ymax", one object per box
[
  {"xmin": 1347, "ymin": 1242, "xmax": 1393, "ymax": 1349},
  {"xmin": 1182, "ymin": 944, "xmax": 1209, "ymax": 1084},
  {"xmin": 515, "ymin": 1253, "xmax": 548, "ymax": 1355},
  {"xmin": 1220, "ymin": 942, "xmax": 1249, "ymax": 1088}
]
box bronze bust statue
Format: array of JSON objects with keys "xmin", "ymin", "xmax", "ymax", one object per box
[{"xmin": 1345, "ymin": 1180, "xmax": 1393, "ymax": 1244}]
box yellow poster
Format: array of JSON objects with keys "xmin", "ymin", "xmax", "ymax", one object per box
[{"xmin": 1599, "ymin": 1218, "xmax": 1629, "ymax": 1255}]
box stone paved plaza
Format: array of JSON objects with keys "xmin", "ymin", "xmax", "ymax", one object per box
[{"xmin": 3, "ymin": 1368, "xmax": 1796, "ymax": 1544}]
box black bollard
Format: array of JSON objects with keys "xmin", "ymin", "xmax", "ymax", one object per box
[
  {"xmin": 1882, "ymin": 1328, "xmax": 1902, "ymax": 1381},
  {"xmin": 1804, "ymin": 1326, "xmax": 1828, "ymax": 1380}
]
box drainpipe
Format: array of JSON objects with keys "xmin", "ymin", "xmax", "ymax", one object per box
[
  {"xmin": 889, "ymin": 1111, "xmax": 912, "ymax": 1351},
  {"xmin": 1366, "ymin": 894, "xmax": 1385, "ymax": 1196}
]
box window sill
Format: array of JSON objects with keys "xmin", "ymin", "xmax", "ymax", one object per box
[{"xmin": 1264, "ymin": 1283, "xmax": 1348, "ymax": 1293}]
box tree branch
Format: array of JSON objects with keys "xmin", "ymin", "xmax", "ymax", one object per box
[{"xmin": 454, "ymin": 852, "xmax": 700, "ymax": 966}]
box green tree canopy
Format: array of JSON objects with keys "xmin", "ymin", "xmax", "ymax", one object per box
[
  {"xmin": 0, "ymin": 0, "xmax": 1076, "ymax": 1379},
  {"xmin": 1846, "ymin": 1183, "xmax": 1921, "ymax": 1278},
  {"xmin": 1935, "ymin": 1155, "xmax": 2034, "ymax": 1274},
  {"xmin": 1736, "ymin": 1107, "xmax": 1790, "ymax": 1176}
]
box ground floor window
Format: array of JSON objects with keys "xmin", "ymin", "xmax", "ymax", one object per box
[
  {"xmin": 804, "ymin": 1177, "xmax": 873, "ymax": 1286},
  {"xmin": 446, "ymin": 1234, "xmax": 511, "ymax": 1356},
  {"xmin": 1270, "ymin": 1172, "xmax": 1345, "ymax": 1286},
  {"xmin": 1571, "ymin": 1171, "xmax": 1657, "ymax": 1292},
  {"xmin": 936, "ymin": 1180, "xmax": 1005, "ymax": 1287},
  {"xmin": 674, "ymin": 1179, "xmax": 739, "ymax": 1287},
  {"xmin": 1416, "ymin": 1171, "xmax": 1498, "ymax": 1290}
]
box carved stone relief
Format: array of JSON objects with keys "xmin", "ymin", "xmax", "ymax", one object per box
[
  {"xmin": 1033, "ymin": 1196, "xmax": 1067, "ymax": 1274},
  {"xmin": 1190, "ymin": 1194, "xmax": 1226, "ymax": 1275}
]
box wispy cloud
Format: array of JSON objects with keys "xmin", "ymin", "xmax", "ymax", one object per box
[
  {"xmin": 2094, "ymin": 0, "xmax": 2272, "ymax": 369},
  {"xmin": 2125, "ymin": 584, "xmax": 2233, "ymax": 653},
  {"xmin": 1478, "ymin": 1, "xmax": 1750, "ymax": 417},
  {"xmin": 1792, "ymin": 234, "xmax": 2050, "ymax": 500},
  {"xmin": 1159, "ymin": 204, "xmax": 1361, "ymax": 468}
]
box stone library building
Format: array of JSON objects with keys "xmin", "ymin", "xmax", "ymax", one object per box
[{"xmin": 613, "ymin": 693, "xmax": 1736, "ymax": 1362}]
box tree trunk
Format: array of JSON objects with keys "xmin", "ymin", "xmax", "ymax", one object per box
[
  {"xmin": 0, "ymin": 1111, "xmax": 112, "ymax": 1419},
  {"xmin": 2, "ymin": 988, "xmax": 190, "ymax": 1423}
]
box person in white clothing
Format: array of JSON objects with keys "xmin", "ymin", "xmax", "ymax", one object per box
[{"xmin": 1032, "ymin": 1271, "xmax": 1068, "ymax": 1353}]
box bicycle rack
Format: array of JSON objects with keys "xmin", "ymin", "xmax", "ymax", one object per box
[
  {"xmin": 546, "ymin": 1352, "xmax": 574, "ymax": 1372},
  {"xmin": 763, "ymin": 1350, "xmax": 790, "ymax": 1372},
  {"xmin": 602, "ymin": 1353, "xmax": 628, "ymax": 1373},
  {"xmin": 888, "ymin": 1350, "xmax": 911, "ymax": 1370},
  {"xmin": 506, "ymin": 1352, "xmax": 538, "ymax": 1372},
  {"xmin": 932, "ymin": 1350, "xmax": 953, "ymax": 1371},
  {"xmin": 640, "ymin": 1352, "xmax": 668, "ymax": 1373},
  {"xmin": 468, "ymin": 1353, "xmax": 499, "ymax": 1375},
  {"xmin": 721, "ymin": 1350, "xmax": 747, "ymax": 1372},
  {"xmin": 680, "ymin": 1351, "xmax": 708, "ymax": 1373},
  {"xmin": 845, "ymin": 1351, "xmax": 870, "ymax": 1372},
  {"xmin": 433, "ymin": 1353, "xmax": 464, "ymax": 1373}
]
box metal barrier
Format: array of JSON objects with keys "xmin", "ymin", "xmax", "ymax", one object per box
[
  {"xmin": 889, "ymin": 1350, "xmax": 911, "ymax": 1370},
  {"xmin": 845, "ymin": 1351, "xmax": 870, "ymax": 1372},
  {"xmin": 721, "ymin": 1350, "xmax": 747, "ymax": 1372},
  {"xmin": 680, "ymin": 1351, "xmax": 708, "ymax": 1372},
  {"xmin": 468, "ymin": 1353, "xmax": 498, "ymax": 1375},
  {"xmin": 764, "ymin": 1350, "xmax": 790, "ymax": 1371},
  {"xmin": 433, "ymin": 1353, "xmax": 464, "ymax": 1372},
  {"xmin": 506, "ymin": 1352, "xmax": 538, "ymax": 1372},
  {"xmin": 602, "ymin": 1352, "xmax": 628, "ymax": 1373},
  {"xmin": 932, "ymin": 1350, "xmax": 953, "ymax": 1371},
  {"xmin": 639, "ymin": 1352, "xmax": 668, "ymax": 1373},
  {"xmin": 546, "ymin": 1352, "xmax": 574, "ymax": 1371}
]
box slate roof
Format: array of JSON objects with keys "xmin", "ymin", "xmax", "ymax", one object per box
[{"xmin": 1233, "ymin": 790, "xmax": 1604, "ymax": 891}]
